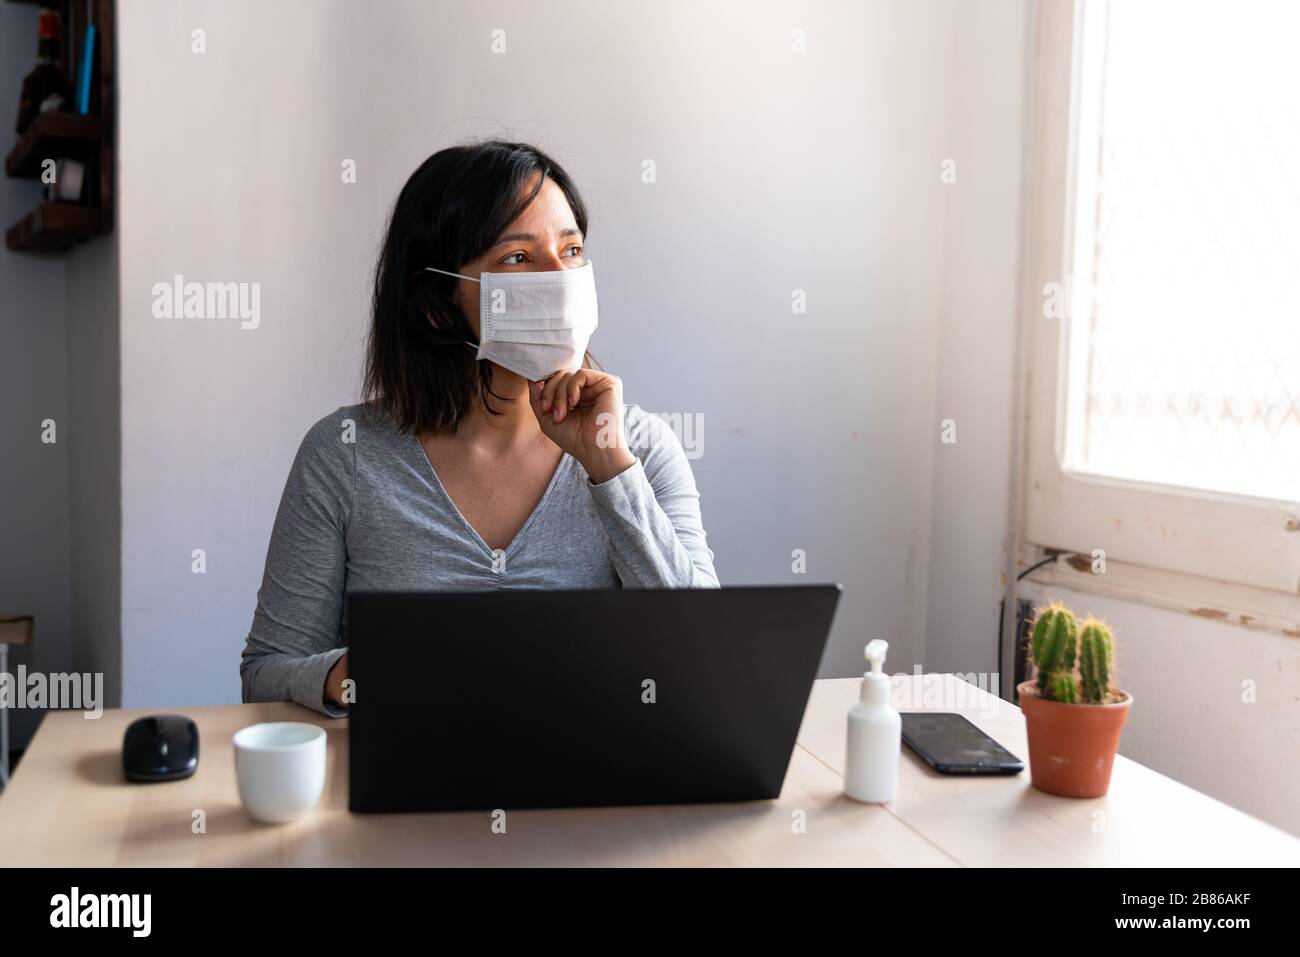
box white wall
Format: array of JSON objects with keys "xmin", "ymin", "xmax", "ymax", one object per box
[
  {"xmin": 0, "ymin": 2, "xmax": 72, "ymax": 749},
  {"xmin": 925, "ymin": 1, "xmax": 1028, "ymax": 678},
  {"xmin": 115, "ymin": 0, "xmax": 963, "ymax": 707}
]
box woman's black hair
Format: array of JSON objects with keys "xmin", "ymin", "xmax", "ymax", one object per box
[{"xmin": 363, "ymin": 139, "xmax": 591, "ymax": 435}]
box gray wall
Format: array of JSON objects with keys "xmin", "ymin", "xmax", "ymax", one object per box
[
  {"xmin": 67, "ymin": 231, "xmax": 122, "ymax": 713},
  {"xmin": 116, "ymin": 0, "xmax": 981, "ymax": 707},
  {"xmin": 1, "ymin": 4, "xmax": 122, "ymax": 750},
  {"xmin": 0, "ymin": 2, "xmax": 72, "ymax": 748}
]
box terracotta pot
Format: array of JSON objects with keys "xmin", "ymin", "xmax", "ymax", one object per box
[{"xmin": 1017, "ymin": 680, "xmax": 1132, "ymax": 798}]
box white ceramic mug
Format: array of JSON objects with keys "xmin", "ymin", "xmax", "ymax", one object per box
[{"xmin": 233, "ymin": 722, "xmax": 326, "ymax": 823}]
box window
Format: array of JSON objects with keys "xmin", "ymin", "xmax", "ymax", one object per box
[{"xmin": 1023, "ymin": 0, "xmax": 1300, "ymax": 594}]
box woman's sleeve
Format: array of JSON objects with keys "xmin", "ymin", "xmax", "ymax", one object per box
[
  {"xmin": 240, "ymin": 413, "xmax": 355, "ymax": 717},
  {"xmin": 586, "ymin": 406, "xmax": 719, "ymax": 588}
]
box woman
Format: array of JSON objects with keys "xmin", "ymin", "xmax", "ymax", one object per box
[{"xmin": 241, "ymin": 140, "xmax": 718, "ymax": 717}]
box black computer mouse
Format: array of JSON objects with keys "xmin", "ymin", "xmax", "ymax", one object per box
[{"xmin": 122, "ymin": 714, "xmax": 199, "ymax": 782}]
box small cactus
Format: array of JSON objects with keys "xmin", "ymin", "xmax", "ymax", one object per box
[
  {"xmin": 1029, "ymin": 602, "xmax": 1077, "ymax": 696},
  {"xmin": 1078, "ymin": 617, "xmax": 1115, "ymax": 703},
  {"xmin": 1047, "ymin": 670, "xmax": 1079, "ymax": 704},
  {"xmin": 1026, "ymin": 602, "xmax": 1118, "ymax": 704}
]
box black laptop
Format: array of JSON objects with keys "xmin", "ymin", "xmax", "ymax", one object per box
[{"xmin": 347, "ymin": 585, "xmax": 841, "ymax": 813}]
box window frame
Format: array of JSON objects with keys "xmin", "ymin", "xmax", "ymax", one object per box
[{"xmin": 1021, "ymin": 0, "xmax": 1300, "ymax": 596}]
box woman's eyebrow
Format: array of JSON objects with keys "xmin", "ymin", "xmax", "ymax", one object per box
[{"xmin": 491, "ymin": 228, "xmax": 582, "ymax": 246}]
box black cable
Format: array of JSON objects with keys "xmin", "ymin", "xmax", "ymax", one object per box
[
  {"xmin": 1016, "ymin": 554, "xmax": 1058, "ymax": 581},
  {"xmin": 998, "ymin": 552, "xmax": 1062, "ymax": 698}
]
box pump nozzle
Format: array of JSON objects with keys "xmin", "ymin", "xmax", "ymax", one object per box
[
  {"xmin": 860, "ymin": 639, "xmax": 891, "ymax": 705},
  {"xmin": 865, "ymin": 639, "xmax": 888, "ymax": 676}
]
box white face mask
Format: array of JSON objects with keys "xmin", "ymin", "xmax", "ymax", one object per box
[{"xmin": 422, "ymin": 261, "xmax": 599, "ymax": 382}]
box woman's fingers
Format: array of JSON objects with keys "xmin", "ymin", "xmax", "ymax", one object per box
[
  {"xmin": 538, "ymin": 373, "xmax": 562, "ymax": 413},
  {"xmin": 569, "ymin": 372, "xmax": 583, "ymax": 411},
  {"xmin": 527, "ymin": 381, "xmax": 557, "ymax": 434},
  {"xmin": 561, "ymin": 370, "xmax": 596, "ymax": 421},
  {"xmin": 539, "ymin": 369, "xmax": 613, "ymax": 423},
  {"xmin": 554, "ymin": 372, "xmax": 579, "ymax": 422}
]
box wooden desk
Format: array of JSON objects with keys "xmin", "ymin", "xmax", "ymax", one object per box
[{"xmin": 1, "ymin": 675, "xmax": 1295, "ymax": 866}]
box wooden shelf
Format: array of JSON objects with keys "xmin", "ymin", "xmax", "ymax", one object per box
[
  {"xmin": 0, "ymin": 615, "xmax": 34, "ymax": 647},
  {"xmin": 4, "ymin": 0, "xmax": 113, "ymax": 254},
  {"xmin": 6, "ymin": 111, "xmax": 102, "ymax": 178},
  {"xmin": 5, "ymin": 202, "xmax": 100, "ymax": 252}
]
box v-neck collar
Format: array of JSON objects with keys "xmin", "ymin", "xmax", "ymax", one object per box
[{"xmin": 411, "ymin": 433, "xmax": 572, "ymax": 561}]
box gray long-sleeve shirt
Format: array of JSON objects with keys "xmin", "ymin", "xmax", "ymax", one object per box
[{"xmin": 240, "ymin": 402, "xmax": 718, "ymax": 716}]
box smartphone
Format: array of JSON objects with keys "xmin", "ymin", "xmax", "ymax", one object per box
[{"xmin": 900, "ymin": 712, "xmax": 1024, "ymax": 775}]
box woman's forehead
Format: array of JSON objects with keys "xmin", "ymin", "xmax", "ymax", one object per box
[{"xmin": 504, "ymin": 177, "xmax": 579, "ymax": 234}]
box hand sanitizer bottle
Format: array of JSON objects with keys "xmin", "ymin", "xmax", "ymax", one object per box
[{"xmin": 845, "ymin": 639, "xmax": 901, "ymax": 803}]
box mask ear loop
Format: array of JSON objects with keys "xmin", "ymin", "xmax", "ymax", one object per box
[
  {"xmin": 418, "ymin": 267, "xmax": 483, "ymax": 354},
  {"xmin": 420, "ymin": 266, "xmax": 479, "ymax": 284}
]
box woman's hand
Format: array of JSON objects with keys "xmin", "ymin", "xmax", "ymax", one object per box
[
  {"xmin": 529, "ymin": 369, "xmax": 637, "ymax": 484},
  {"xmin": 324, "ymin": 652, "xmax": 349, "ymax": 708}
]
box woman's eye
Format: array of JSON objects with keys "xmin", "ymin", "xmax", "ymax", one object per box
[
  {"xmin": 501, "ymin": 252, "xmax": 527, "ymax": 265},
  {"xmin": 564, "ymin": 245, "xmax": 583, "ymax": 259}
]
